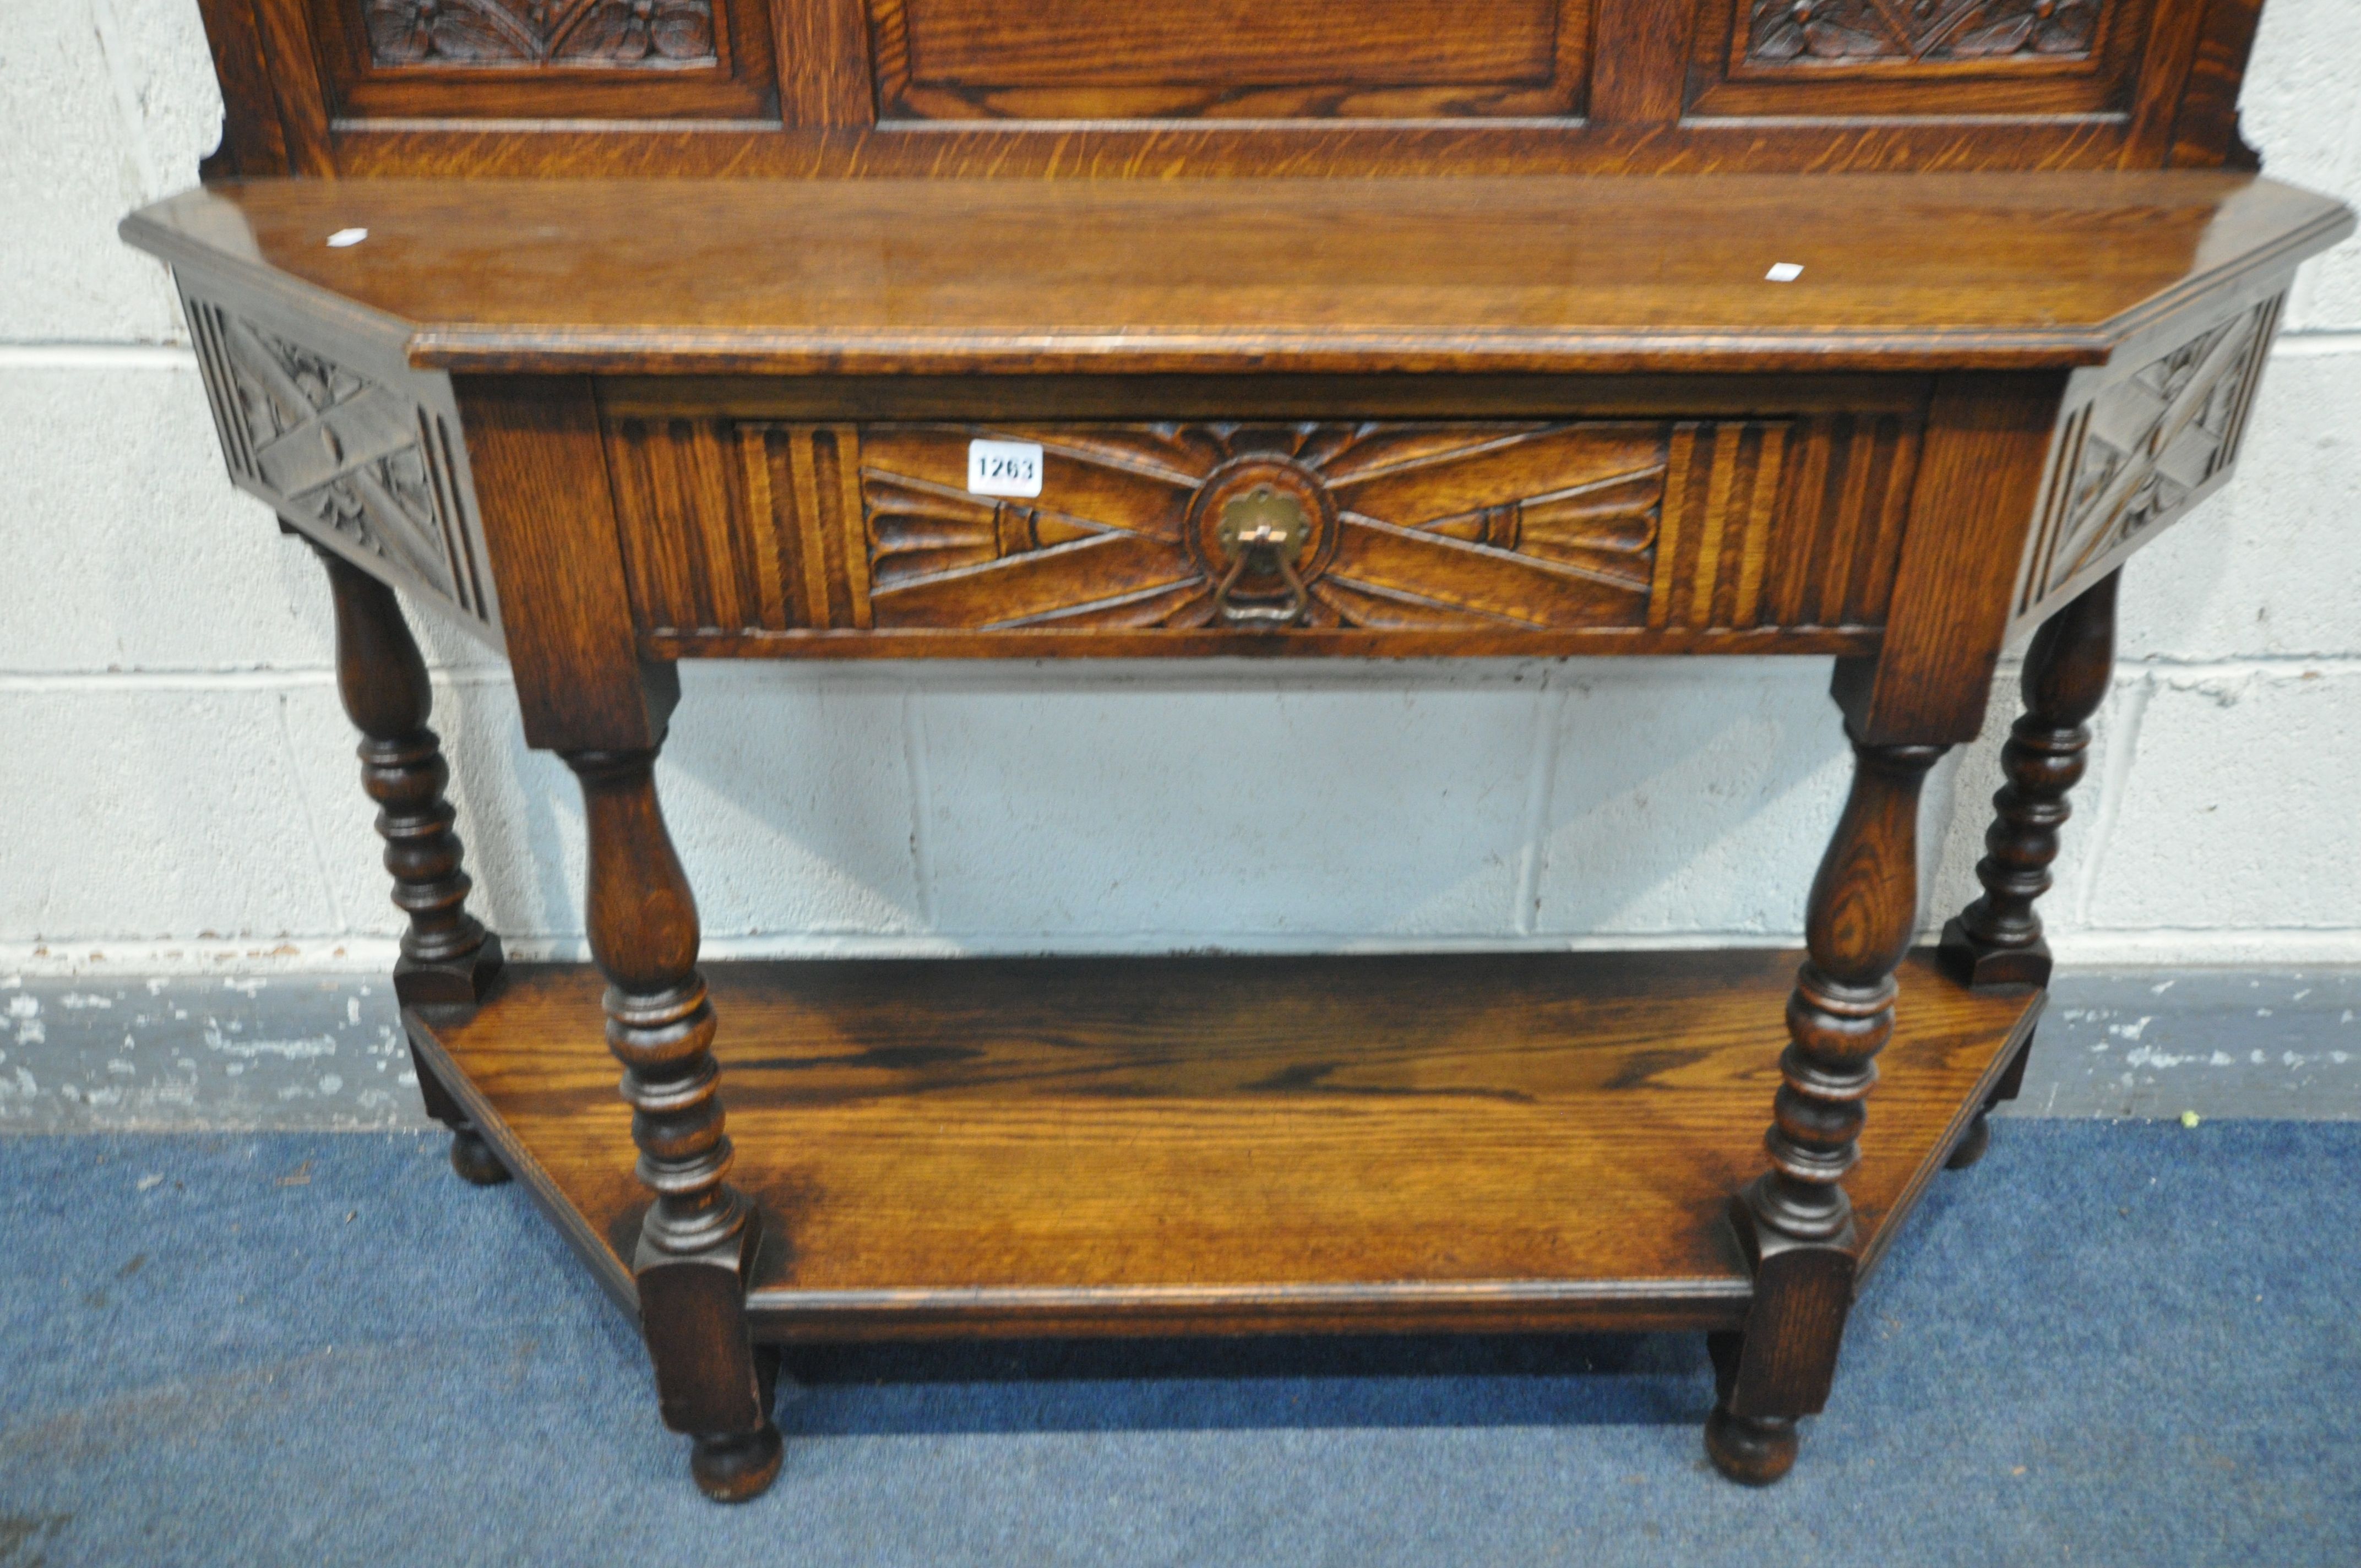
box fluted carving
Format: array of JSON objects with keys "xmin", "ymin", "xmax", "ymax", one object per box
[{"xmin": 1943, "ymin": 571, "xmax": 2120, "ymax": 989}]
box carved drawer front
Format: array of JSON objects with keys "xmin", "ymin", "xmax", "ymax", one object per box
[{"xmin": 605, "ymin": 415, "xmax": 1924, "ymax": 649}]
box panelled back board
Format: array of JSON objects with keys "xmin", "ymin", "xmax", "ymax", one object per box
[{"xmin": 203, "ymin": 0, "xmax": 2266, "ymax": 177}]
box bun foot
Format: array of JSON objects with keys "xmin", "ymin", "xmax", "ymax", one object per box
[
  {"xmin": 692, "ymin": 1423, "xmax": 784, "ymax": 1503},
  {"xmin": 448, "ymin": 1127, "xmax": 512, "ymax": 1186},
  {"xmin": 1945, "ymin": 1110, "xmax": 1994, "ymax": 1170},
  {"xmin": 1705, "ymin": 1407, "xmax": 1798, "ymax": 1485}
]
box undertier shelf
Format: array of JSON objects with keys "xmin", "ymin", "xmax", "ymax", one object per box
[{"xmin": 411, "ymin": 949, "xmax": 2039, "ymax": 1342}]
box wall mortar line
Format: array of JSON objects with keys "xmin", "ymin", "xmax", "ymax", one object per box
[
  {"xmin": 2272, "ymin": 330, "xmax": 2361, "ymax": 357},
  {"xmin": 0, "ymin": 344, "xmax": 194, "ymax": 368},
  {"xmin": 8, "ymin": 657, "xmax": 2358, "ymax": 696},
  {"xmin": 0, "ymin": 668, "xmax": 515, "ymax": 692}
]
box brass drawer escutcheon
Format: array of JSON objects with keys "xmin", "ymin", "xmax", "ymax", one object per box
[{"xmin": 1211, "ymin": 486, "xmax": 1314, "ymax": 628}]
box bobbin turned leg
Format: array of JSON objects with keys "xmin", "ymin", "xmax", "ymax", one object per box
[
  {"xmin": 1707, "ymin": 731, "xmax": 1946, "ymax": 1485},
  {"xmin": 564, "ymin": 747, "xmax": 780, "ymax": 1504},
  {"xmin": 1941, "ymin": 571, "xmax": 2119, "ymax": 991},
  {"xmin": 1938, "ymin": 571, "xmax": 2119, "ymax": 1168},
  {"xmin": 309, "ymin": 537, "xmax": 507, "ymax": 1185}
]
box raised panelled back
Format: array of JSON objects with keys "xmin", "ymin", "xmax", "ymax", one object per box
[
  {"xmin": 872, "ymin": 0, "xmax": 1592, "ymax": 119},
  {"xmin": 199, "ymin": 0, "xmax": 2267, "ymax": 175}
]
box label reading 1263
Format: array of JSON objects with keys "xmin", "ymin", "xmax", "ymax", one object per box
[{"xmin": 967, "ymin": 438, "xmax": 1045, "ymax": 498}]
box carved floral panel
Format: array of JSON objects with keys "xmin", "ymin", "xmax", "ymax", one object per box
[
  {"xmin": 363, "ymin": 0, "xmax": 717, "ymax": 67},
  {"xmin": 1746, "ymin": 0, "xmax": 2103, "ymax": 64}
]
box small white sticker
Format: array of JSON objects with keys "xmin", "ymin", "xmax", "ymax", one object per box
[
  {"xmin": 327, "ymin": 227, "xmax": 369, "ymax": 248},
  {"xmin": 1765, "ymin": 262, "xmax": 1804, "ymax": 282},
  {"xmin": 967, "ymin": 438, "xmax": 1043, "ymax": 498}
]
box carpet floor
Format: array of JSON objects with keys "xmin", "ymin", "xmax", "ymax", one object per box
[{"xmin": 1, "ymin": 1120, "xmax": 2354, "ymax": 1566}]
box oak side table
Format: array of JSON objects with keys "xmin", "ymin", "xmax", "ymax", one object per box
[{"xmin": 129, "ymin": 0, "xmax": 2352, "ymax": 1501}]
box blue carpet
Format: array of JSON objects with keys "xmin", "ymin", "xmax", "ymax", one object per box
[{"xmin": 1, "ymin": 1120, "xmax": 2355, "ymax": 1566}]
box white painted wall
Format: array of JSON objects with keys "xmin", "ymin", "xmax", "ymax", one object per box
[{"xmin": 3, "ymin": 1, "xmax": 2358, "ymax": 973}]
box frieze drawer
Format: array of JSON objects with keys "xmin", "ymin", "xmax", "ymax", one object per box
[{"xmin": 601, "ymin": 413, "xmax": 1925, "ymax": 655}]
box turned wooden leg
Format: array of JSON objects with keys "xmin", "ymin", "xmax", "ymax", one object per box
[
  {"xmin": 1946, "ymin": 1027, "xmax": 2035, "ymax": 1171},
  {"xmin": 1940, "ymin": 571, "xmax": 2119, "ymax": 990},
  {"xmin": 564, "ymin": 746, "xmax": 780, "ymax": 1504},
  {"xmin": 1704, "ymin": 1330, "xmax": 1796, "ymax": 1484},
  {"xmin": 312, "ymin": 539, "xmax": 508, "ymax": 1186},
  {"xmin": 1709, "ymin": 730, "xmax": 1946, "ymax": 1485}
]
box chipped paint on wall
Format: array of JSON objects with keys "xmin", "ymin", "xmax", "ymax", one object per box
[{"xmin": 0, "ymin": 975, "xmax": 427, "ymax": 1132}]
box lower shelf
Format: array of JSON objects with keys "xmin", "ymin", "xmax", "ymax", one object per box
[{"xmin": 409, "ymin": 949, "xmax": 2040, "ymax": 1342}]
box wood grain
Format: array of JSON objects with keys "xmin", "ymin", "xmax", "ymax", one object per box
[
  {"xmin": 453, "ymin": 375, "xmax": 677, "ymax": 749},
  {"xmin": 191, "ymin": 0, "xmax": 2273, "ymax": 175},
  {"xmin": 871, "ymin": 0, "xmax": 1588, "ymax": 122},
  {"xmin": 1836, "ymin": 372, "xmax": 2070, "ymax": 744},
  {"xmin": 423, "ymin": 949, "xmax": 2039, "ymax": 1340},
  {"xmin": 120, "ymin": 173, "xmax": 2354, "ymax": 378}
]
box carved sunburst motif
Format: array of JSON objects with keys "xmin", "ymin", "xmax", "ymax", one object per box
[
  {"xmin": 363, "ymin": 0, "xmax": 716, "ymax": 67},
  {"xmin": 858, "ymin": 421, "xmax": 1671, "ymax": 633},
  {"xmin": 1748, "ymin": 0, "xmax": 2101, "ymax": 63}
]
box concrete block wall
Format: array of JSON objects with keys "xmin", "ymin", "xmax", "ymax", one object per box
[{"xmin": 4, "ymin": 1, "xmax": 2358, "ymax": 973}]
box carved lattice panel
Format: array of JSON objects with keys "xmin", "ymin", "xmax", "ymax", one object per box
[
  {"xmin": 183, "ymin": 293, "xmax": 496, "ymax": 630},
  {"xmin": 362, "ymin": 0, "xmax": 718, "ymax": 67},
  {"xmin": 1744, "ymin": 0, "xmax": 2106, "ymax": 64},
  {"xmin": 312, "ymin": 0, "xmax": 771, "ymax": 127},
  {"xmin": 2018, "ymin": 294, "xmax": 2283, "ymax": 617}
]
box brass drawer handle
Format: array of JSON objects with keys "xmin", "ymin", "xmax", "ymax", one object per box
[{"xmin": 1210, "ymin": 486, "xmax": 1312, "ymax": 628}]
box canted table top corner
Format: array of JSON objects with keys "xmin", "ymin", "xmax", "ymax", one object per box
[{"xmin": 121, "ymin": 172, "xmax": 2354, "ymax": 378}]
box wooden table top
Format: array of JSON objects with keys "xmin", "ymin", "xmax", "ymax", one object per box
[{"xmin": 122, "ymin": 172, "xmax": 2352, "ymax": 378}]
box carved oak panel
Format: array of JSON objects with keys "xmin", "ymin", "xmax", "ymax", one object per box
[
  {"xmin": 1689, "ymin": 0, "xmax": 2150, "ymax": 123},
  {"xmin": 2016, "ymin": 293, "xmax": 2283, "ymax": 621},
  {"xmin": 183, "ymin": 291, "xmax": 499, "ymax": 633},
  {"xmin": 363, "ymin": 0, "xmax": 719, "ymax": 68},
  {"xmin": 603, "ymin": 412, "xmax": 1926, "ymax": 647},
  {"xmin": 308, "ymin": 0, "xmax": 775, "ymax": 123},
  {"xmin": 1744, "ymin": 0, "xmax": 2105, "ymax": 65}
]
